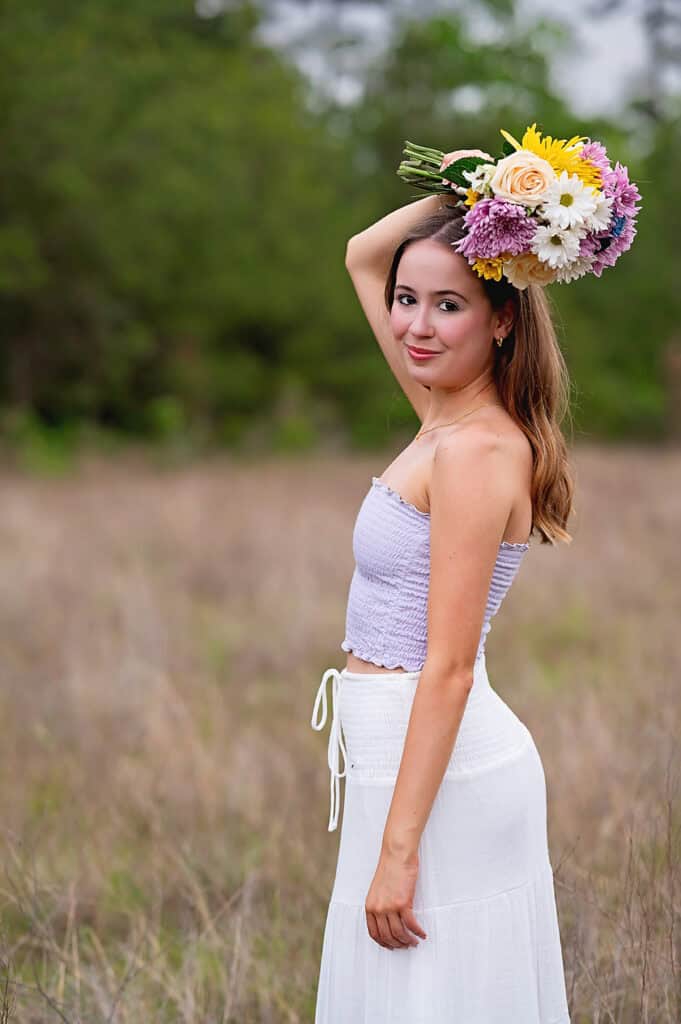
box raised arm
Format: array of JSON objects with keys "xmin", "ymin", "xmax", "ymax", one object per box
[
  {"xmin": 345, "ymin": 148, "xmax": 492, "ymax": 274},
  {"xmin": 345, "ymin": 194, "xmax": 446, "ymax": 275},
  {"xmin": 345, "ymin": 149, "xmax": 493, "ymax": 423},
  {"xmin": 345, "ymin": 195, "xmax": 445, "ymax": 423}
]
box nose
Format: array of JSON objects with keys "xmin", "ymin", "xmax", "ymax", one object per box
[{"xmin": 408, "ymin": 305, "xmax": 435, "ymax": 339}]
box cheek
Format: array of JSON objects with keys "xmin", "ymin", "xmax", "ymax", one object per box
[
  {"xmin": 389, "ymin": 303, "xmax": 409, "ymax": 336},
  {"xmin": 439, "ymin": 311, "xmax": 481, "ymax": 343}
]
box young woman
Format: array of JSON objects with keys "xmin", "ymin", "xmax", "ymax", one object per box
[{"xmin": 309, "ymin": 144, "xmax": 585, "ymax": 1023}]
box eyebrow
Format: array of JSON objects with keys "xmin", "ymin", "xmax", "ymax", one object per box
[{"xmin": 396, "ymin": 284, "xmax": 468, "ymax": 301}]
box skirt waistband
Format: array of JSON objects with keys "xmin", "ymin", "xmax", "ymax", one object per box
[
  {"xmin": 311, "ymin": 655, "xmax": 507, "ymax": 831},
  {"xmin": 338, "ymin": 654, "xmax": 492, "ymax": 704}
]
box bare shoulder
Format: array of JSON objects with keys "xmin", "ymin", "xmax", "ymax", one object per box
[
  {"xmin": 429, "ymin": 406, "xmax": 532, "ymax": 511},
  {"xmin": 433, "ymin": 406, "xmax": 530, "ymax": 470}
]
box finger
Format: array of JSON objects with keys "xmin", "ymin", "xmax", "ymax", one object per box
[
  {"xmin": 441, "ymin": 149, "xmax": 469, "ymax": 169},
  {"xmin": 440, "ymin": 148, "xmax": 494, "ymax": 173},
  {"xmin": 376, "ymin": 913, "xmax": 398, "ymax": 950},
  {"xmin": 401, "ymin": 908, "xmax": 428, "ymax": 941},
  {"xmin": 366, "ymin": 911, "xmax": 391, "ymax": 949},
  {"xmin": 444, "ymin": 148, "xmax": 492, "ymax": 162},
  {"xmin": 387, "ymin": 910, "xmax": 417, "ymax": 948}
]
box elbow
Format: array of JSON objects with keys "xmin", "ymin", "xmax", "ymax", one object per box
[
  {"xmin": 345, "ymin": 233, "xmax": 370, "ymax": 271},
  {"xmin": 421, "ymin": 657, "xmax": 475, "ymax": 695},
  {"xmin": 345, "ymin": 235, "xmax": 359, "ymax": 270}
]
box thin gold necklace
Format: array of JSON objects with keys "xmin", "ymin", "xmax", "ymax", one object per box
[{"xmin": 415, "ymin": 385, "xmax": 500, "ymax": 440}]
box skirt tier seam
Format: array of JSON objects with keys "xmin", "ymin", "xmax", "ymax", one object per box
[{"xmin": 328, "ymin": 858, "xmax": 555, "ymax": 913}]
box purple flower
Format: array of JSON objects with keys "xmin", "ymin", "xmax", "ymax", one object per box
[
  {"xmin": 454, "ymin": 198, "xmax": 536, "ymax": 260},
  {"xmin": 579, "ymin": 234, "xmax": 600, "ymax": 259},
  {"xmin": 601, "ymin": 161, "xmax": 642, "ymax": 221},
  {"xmin": 579, "ymin": 140, "xmax": 611, "ymax": 176},
  {"xmin": 591, "ymin": 218, "xmax": 637, "ymax": 277},
  {"xmin": 574, "ymin": 157, "xmax": 642, "ymax": 277}
]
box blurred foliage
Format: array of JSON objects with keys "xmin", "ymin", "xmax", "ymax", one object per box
[{"xmin": 0, "ymin": 0, "xmax": 678, "ymax": 461}]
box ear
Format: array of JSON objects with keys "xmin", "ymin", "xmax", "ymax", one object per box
[{"xmin": 496, "ymin": 297, "xmax": 516, "ymax": 335}]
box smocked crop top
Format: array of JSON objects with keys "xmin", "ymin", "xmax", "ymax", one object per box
[{"xmin": 340, "ymin": 475, "xmax": 530, "ymax": 671}]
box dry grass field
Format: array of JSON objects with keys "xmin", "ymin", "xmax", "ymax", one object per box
[{"xmin": 0, "ymin": 444, "xmax": 679, "ymax": 1023}]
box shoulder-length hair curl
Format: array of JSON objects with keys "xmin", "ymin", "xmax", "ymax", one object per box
[{"xmin": 384, "ymin": 202, "xmax": 575, "ymax": 545}]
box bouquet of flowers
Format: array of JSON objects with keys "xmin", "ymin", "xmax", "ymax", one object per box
[{"xmin": 396, "ymin": 124, "xmax": 641, "ymax": 289}]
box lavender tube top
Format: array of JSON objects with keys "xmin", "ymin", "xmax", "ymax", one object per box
[{"xmin": 340, "ymin": 476, "xmax": 530, "ymax": 672}]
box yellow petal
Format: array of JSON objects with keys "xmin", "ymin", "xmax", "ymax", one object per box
[{"xmin": 499, "ymin": 128, "xmax": 522, "ymax": 151}]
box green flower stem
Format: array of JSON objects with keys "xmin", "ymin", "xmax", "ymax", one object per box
[
  {"xmin": 398, "ymin": 164, "xmax": 442, "ymax": 178},
  {"xmin": 404, "ymin": 142, "xmax": 444, "ymax": 160},
  {"xmin": 404, "ymin": 147, "xmax": 443, "ymax": 164},
  {"xmin": 399, "ymin": 160, "xmax": 441, "ymax": 174},
  {"xmin": 403, "ymin": 152, "xmax": 442, "ymax": 169}
]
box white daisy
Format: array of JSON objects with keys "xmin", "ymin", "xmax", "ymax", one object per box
[
  {"xmin": 531, "ymin": 223, "xmax": 583, "ymax": 269},
  {"xmin": 553, "ymin": 253, "xmax": 596, "ymax": 283},
  {"xmin": 540, "ymin": 171, "xmax": 598, "ymax": 230},
  {"xmin": 582, "ymin": 191, "xmax": 614, "ymax": 233},
  {"xmin": 463, "ymin": 162, "xmax": 496, "ymax": 195}
]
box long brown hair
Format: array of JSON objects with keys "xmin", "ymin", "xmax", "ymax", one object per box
[{"xmin": 384, "ymin": 202, "xmax": 575, "ymax": 546}]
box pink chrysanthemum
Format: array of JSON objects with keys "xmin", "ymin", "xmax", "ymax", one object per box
[
  {"xmin": 591, "ymin": 219, "xmax": 637, "ymax": 277},
  {"xmin": 579, "ymin": 234, "xmax": 600, "ymax": 259},
  {"xmin": 454, "ymin": 198, "xmax": 536, "ymax": 260},
  {"xmin": 601, "ymin": 161, "xmax": 642, "ymax": 221},
  {"xmin": 571, "ymin": 157, "xmax": 642, "ymax": 278},
  {"xmin": 579, "ymin": 140, "xmax": 611, "ymax": 175}
]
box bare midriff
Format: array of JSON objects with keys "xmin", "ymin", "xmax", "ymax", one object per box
[{"xmin": 344, "ymin": 651, "xmax": 412, "ymax": 674}]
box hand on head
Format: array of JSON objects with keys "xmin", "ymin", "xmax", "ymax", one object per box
[{"xmin": 440, "ymin": 148, "xmax": 494, "ymax": 172}]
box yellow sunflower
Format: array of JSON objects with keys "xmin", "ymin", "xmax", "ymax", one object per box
[{"xmin": 500, "ymin": 123, "xmax": 602, "ymax": 191}]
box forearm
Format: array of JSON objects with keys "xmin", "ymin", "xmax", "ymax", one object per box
[
  {"xmin": 381, "ymin": 666, "xmax": 474, "ymax": 862},
  {"xmin": 345, "ymin": 193, "xmax": 453, "ymax": 275}
]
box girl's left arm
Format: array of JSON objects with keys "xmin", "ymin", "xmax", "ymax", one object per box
[{"xmin": 364, "ymin": 429, "xmax": 518, "ymax": 948}]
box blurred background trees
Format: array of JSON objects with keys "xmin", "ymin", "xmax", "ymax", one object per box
[{"xmin": 0, "ymin": 0, "xmax": 679, "ymax": 459}]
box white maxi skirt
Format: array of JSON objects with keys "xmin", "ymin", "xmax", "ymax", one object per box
[{"xmin": 310, "ymin": 654, "xmax": 571, "ymax": 1023}]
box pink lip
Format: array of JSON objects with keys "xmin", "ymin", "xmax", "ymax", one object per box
[{"xmin": 406, "ymin": 345, "xmax": 440, "ymax": 360}]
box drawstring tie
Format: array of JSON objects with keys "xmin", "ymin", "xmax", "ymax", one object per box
[{"xmin": 311, "ymin": 667, "xmax": 348, "ymax": 831}]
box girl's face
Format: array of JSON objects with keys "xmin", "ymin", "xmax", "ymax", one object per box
[{"xmin": 389, "ymin": 238, "xmax": 512, "ymax": 384}]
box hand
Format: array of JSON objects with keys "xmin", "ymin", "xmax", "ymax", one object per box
[
  {"xmin": 439, "ymin": 148, "xmax": 494, "ymax": 190},
  {"xmin": 365, "ymin": 848, "xmax": 428, "ymax": 950},
  {"xmin": 440, "ymin": 148, "xmax": 494, "ymax": 173}
]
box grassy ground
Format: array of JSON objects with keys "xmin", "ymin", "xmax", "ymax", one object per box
[{"xmin": 0, "ymin": 444, "xmax": 679, "ymax": 1022}]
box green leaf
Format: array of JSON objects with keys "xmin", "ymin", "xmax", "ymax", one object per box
[{"xmin": 440, "ymin": 156, "xmax": 485, "ymax": 187}]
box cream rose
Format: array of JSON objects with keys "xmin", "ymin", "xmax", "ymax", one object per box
[
  {"xmin": 502, "ymin": 252, "xmax": 558, "ymax": 290},
  {"xmin": 489, "ymin": 150, "xmax": 556, "ymax": 207}
]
